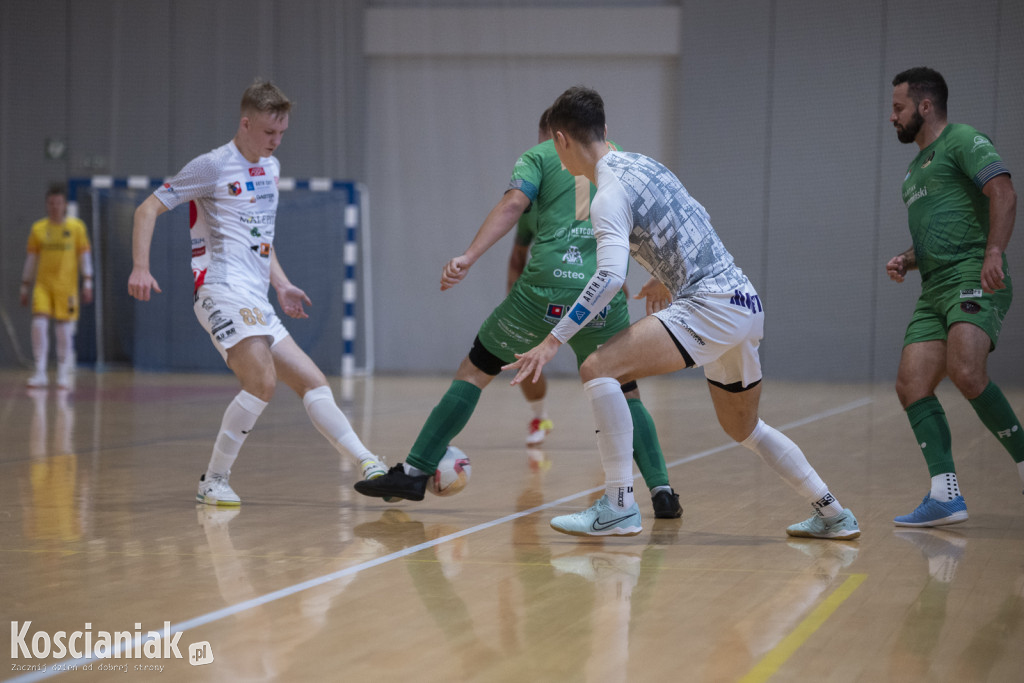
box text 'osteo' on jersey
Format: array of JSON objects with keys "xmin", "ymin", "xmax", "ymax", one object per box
[{"xmin": 154, "ymin": 141, "xmax": 280, "ymax": 295}]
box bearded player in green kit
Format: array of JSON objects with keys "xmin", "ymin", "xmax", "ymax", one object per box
[
  {"xmin": 356, "ymin": 109, "xmax": 682, "ymax": 518},
  {"xmin": 887, "ymin": 67, "xmax": 1023, "ymax": 527}
]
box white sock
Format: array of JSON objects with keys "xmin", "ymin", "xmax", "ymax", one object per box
[
  {"xmin": 31, "ymin": 317, "xmax": 49, "ymax": 374},
  {"xmin": 742, "ymin": 419, "xmax": 843, "ymax": 517},
  {"xmin": 207, "ymin": 390, "xmax": 267, "ymax": 477},
  {"xmin": 54, "ymin": 321, "xmax": 75, "ymax": 370},
  {"xmin": 303, "ymin": 385, "xmax": 374, "ymax": 463},
  {"xmin": 584, "ymin": 377, "xmax": 635, "ymax": 509},
  {"xmin": 404, "ymin": 463, "xmax": 428, "ymax": 477},
  {"xmin": 527, "ymin": 398, "xmax": 548, "ymax": 420},
  {"xmin": 930, "ymin": 472, "xmax": 961, "ymax": 502}
]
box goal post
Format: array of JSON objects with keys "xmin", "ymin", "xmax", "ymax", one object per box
[{"xmin": 67, "ymin": 176, "xmax": 373, "ymax": 377}]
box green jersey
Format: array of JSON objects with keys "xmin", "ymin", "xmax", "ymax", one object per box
[
  {"xmin": 901, "ymin": 123, "xmax": 1011, "ymax": 288},
  {"xmin": 508, "ymin": 139, "xmax": 620, "ymax": 289}
]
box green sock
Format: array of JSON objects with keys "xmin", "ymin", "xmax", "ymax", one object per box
[
  {"xmin": 968, "ymin": 381, "xmax": 1024, "ymax": 464},
  {"xmin": 407, "ymin": 380, "xmax": 481, "ymax": 473},
  {"xmin": 906, "ymin": 396, "xmax": 955, "ymax": 477},
  {"xmin": 627, "ymin": 398, "xmax": 670, "ymax": 490}
]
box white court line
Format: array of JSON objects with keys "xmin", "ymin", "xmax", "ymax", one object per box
[{"xmin": 9, "ymin": 397, "xmax": 871, "ymax": 682}]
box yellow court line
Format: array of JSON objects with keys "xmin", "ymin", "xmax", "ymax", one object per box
[{"xmin": 739, "ymin": 573, "xmax": 868, "ymax": 683}]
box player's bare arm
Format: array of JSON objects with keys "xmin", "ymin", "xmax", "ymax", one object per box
[
  {"xmin": 634, "ymin": 277, "xmax": 672, "ymax": 315},
  {"xmin": 507, "ymin": 242, "xmax": 529, "ymax": 293},
  {"xmin": 503, "ymin": 334, "xmax": 562, "ymax": 386},
  {"xmin": 270, "ymin": 249, "xmax": 311, "ymax": 319},
  {"xmin": 886, "ymin": 246, "xmax": 917, "ymax": 283},
  {"xmin": 128, "ymin": 194, "xmax": 169, "ymax": 301},
  {"xmin": 441, "ymin": 189, "xmax": 531, "ymax": 291},
  {"xmin": 980, "ymin": 173, "xmax": 1016, "ymax": 293}
]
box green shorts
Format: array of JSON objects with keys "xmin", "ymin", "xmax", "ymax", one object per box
[
  {"xmin": 903, "ymin": 281, "xmax": 1013, "ymax": 349},
  {"xmin": 476, "ymin": 281, "xmax": 630, "ymax": 367}
]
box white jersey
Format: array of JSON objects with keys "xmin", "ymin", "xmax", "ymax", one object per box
[
  {"xmin": 154, "ymin": 140, "xmax": 280, "ymax": 295},
  {"xmin": 552, "ymin": 151, "xmax": 748, "ymax": 343}
]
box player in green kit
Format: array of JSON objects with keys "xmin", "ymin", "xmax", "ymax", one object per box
[
  {"xmin": 886, "ymin": 67, "xmax": 1022, "ymax": 526},
  {"xmin": 356, "ymin": 109, "xmax": 682, "ymax": 518},
  {"xmin": 508, "ymin": 110, "xmax": 555, "ymax": 446}
]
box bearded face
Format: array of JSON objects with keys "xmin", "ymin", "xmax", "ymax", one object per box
[{"xmin": 895, "ymin": 106, "xmax": 924, "ymax": 144}]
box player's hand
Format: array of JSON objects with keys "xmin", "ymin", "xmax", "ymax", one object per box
[
  {"xmin": 886, "ymin": 255, "xmax": 908, "ymax": 283},
  {"xmin": 634, "ymin": 277, "xmax": 672, "ymax": 315},
  {"xmin": 980, "ymin": 251, "xmax": 1006, "ymax": 293},
  {"xmin": 441, "ymin": 255, "xmax": 472, "ymax": 291},
  {"xmin": 81, "ymin": 281, "xmax": 94, "ymax": 305},
  {"xmin": 503, "ymin": 335, "xmax": 561, "ymax": 386},
  {"xmin": 128, "ymin": 267, "xmax": 162, "ymax": 301},
  {"xmin": 19, "ymin": 287, "xmax": 29, "ymax": 307},
  {"xmin": 277, "ymin": 284, "xmax": 311, "ymax": 319}
]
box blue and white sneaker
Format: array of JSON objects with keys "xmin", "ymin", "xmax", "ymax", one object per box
[
  {"xmin": 550, "ymin": 495, "xmax": 642, "ymax": 537},
  {"xmin": 786, "ymin": 508, "xmax": 860, "ymax": 540},
  {"xmin": 893, "ymin": 494, "xmax": 968, "ymax": 527}
]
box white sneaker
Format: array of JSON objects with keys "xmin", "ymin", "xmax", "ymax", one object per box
[
  {"xmin": 360, "ymin": 456, "xmax": 388, "ymax": 480},
  {"xmin": 550, "ymin": 495, "xmax": 643, "ymax": 537},
  {"xmin": 526, "ymin": 417, "xmax": 554, "ymax": 446},
  {"xmin": 56, "ymin": 365, "xmax": 75, "ymax": 390},
  {"xmin": 26, "ymin": 371, "xmax": 48, "ymax": 388},
  {"xmin": 196, "ymin": 472, "xmax": 241, "ymax": 506}
]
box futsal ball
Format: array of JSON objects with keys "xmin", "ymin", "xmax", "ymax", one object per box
[{"xmin": 428, "ymin": 446, "xmax": 472, "ymax": 497}]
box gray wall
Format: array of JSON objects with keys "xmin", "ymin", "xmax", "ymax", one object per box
[{"xmin": 1, "ymin": 0, "xmax": 1021, "ymax": 384}]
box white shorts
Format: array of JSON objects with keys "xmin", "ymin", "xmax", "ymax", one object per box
[
  {"xmin": 193, "ymin": 284, "xmax": 289, "ymax": 362},
  {"xmin": 652, "ymin": 284, "xmax": 764, "ymax": 390}
]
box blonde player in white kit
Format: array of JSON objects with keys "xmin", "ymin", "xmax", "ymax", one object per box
[
  {"xmin": 128, "ymin": 80, "xmax": 386, "ymax": 506},
  {"xmin": 508, "ymin": 86, "xmax": 860, "ymax": 540}
]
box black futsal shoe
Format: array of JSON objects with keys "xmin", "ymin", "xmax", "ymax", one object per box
[
  {"xmin": 651, "ymin": 488, "xmax": 683, "ymax": 519},
  {"xmin": 354, "ymin": 463, "xmax": 429, "ymax": 501}
]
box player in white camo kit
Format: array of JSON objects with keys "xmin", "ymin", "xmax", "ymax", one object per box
[
  {"xmin": 128, "ymin": 80, "xmax": 386, "ymax": 506},
  {"xmin": 508, "ymin": 86, "xmax": 860, "ymax": 539}
]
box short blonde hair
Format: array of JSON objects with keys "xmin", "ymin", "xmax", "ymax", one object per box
[{"xmin": 240, "ymin": 79, "xmax": 292, "ymax": 119}]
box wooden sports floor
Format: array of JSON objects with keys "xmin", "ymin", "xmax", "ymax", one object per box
[{"xmin": 2, "ymin": 369, "xmax": 1022, "ymax": 682}]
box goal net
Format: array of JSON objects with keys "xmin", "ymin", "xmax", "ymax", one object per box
[{"xmin": 68, "ymin": 176, "xmax": 373, "ymax": 377}]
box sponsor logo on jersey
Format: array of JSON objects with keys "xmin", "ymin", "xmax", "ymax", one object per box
[
  {"xmin": 246, "ymin": 182, "xmax": 255, "ymax": 191},
  {"xmin": 544, "ymin": 303, "xmax": 565, "ymax": 324},
  {"xmin": 162, "ymin": 182, "xmax": 176, "ymax": 195},
  {"xmin": 248, "ymin": 167, "xmax": 266, "ymax": 177},
  {"xmin": 250, "ymin": 226, "xmax": 262, "ymax": 237},
  {"xmin": 583, "ymin": 306, "xmax": 609, "ymax": 329},
  {"xmin": 960, "ymin": 301, "xmax": 981, "ymax": 314},
  {"xmin": 553, "ymin": 268, "xmax": 586, "ymax": 280},
  {"xmin": 959, "ymin": 288, "xmax": 983, "ymax": 299},
  {"xmin": 904, "ymin": 185, "xmax": 927, "ymax": 207},
  {"xmin": 562, "ymin": 246, "xmax": 584, "ymax": 266},
  {"xmin": 227, "ymin": 181, "xmax": 242, "ymax": 196},
  {"xmin": 201, "ymin": 298, "xmax": 215, "ymax": 311},
  {"xmin": 567, "ymin": 303, "xmax": 591, "ymax": 324},
  {"xmin": 972, "ymin": 135, "xmax": 993, "ymax": 152},
  {"xmin": 570, "ymin": 225, "xmax": 594, "ymax": 239},
  {"xmin": 249, "ymin": 243, "xmax": 271, "ymax": 258},
  {"xmin": 239, "ymin": 214, "xmax": 274, "ymax": 225},
  {"xmin": 192, "ymin": 245, "xmax": 206, "ymax": 257}
]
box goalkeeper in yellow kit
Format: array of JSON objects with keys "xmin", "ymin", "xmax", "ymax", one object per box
[{"xmin": 20, "ymin": 183, "xmax": 93, "ymax": 390}]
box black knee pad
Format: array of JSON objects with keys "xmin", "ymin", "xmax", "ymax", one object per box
[
  {"xmin": 468, "ymin": 336, "xmax": 504, "ymax": 376},
  {"xmin": 620, "ymin": 380, "xmax": 638, "ymax": 394}
]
